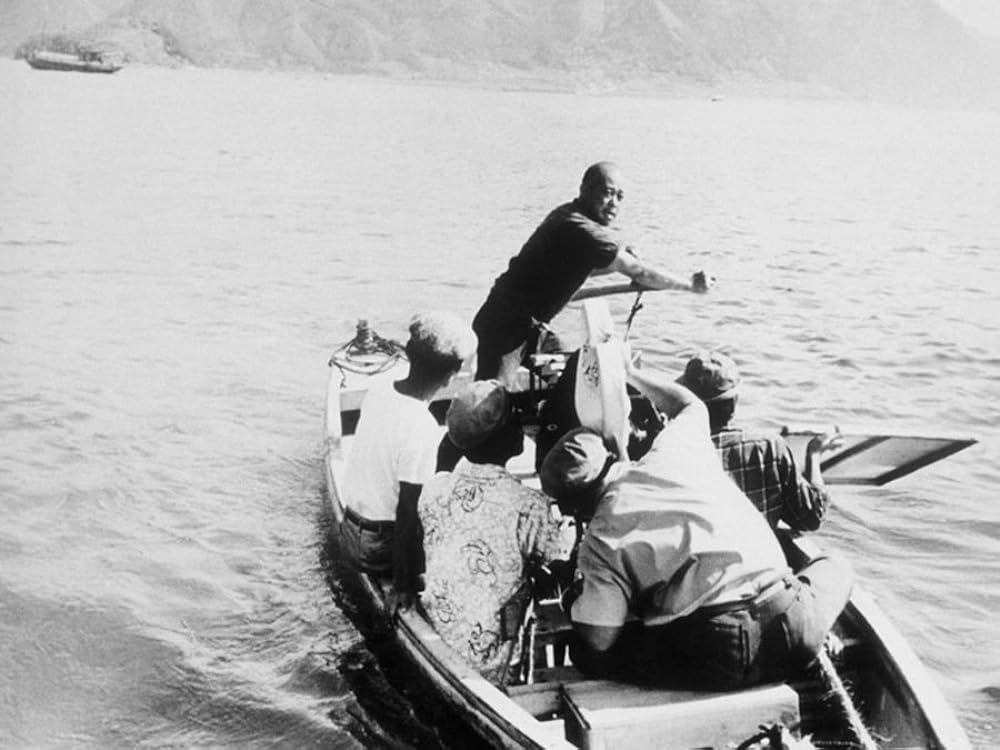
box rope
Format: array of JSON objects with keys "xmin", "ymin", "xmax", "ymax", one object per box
[
  {"xmin": 735, "ymin": 646, "xmax": 879, "ymax": 749},
  {"xmin": 735, "ymin": 724, "xmax": 793, "ymax": 750},
  {"xmin": 624, "ymin": 291, "xmax": 644, "ymax": 341},
  {"xmin": 815, "ymin": 649, "xmax": 880, "ymax": 750},
  {"xmin": 328, "ymin": 320, "xmax": 406, "ymax": 385}
]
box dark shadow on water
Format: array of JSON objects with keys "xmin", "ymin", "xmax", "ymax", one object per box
[{"xmin": 317, "ymin": 503, "xmax": 490, "ymax": 750}]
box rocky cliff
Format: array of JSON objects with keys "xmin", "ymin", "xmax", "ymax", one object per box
[{"xmin": 4, "ymin": 0, "xmax": 999, "ymax": 102}]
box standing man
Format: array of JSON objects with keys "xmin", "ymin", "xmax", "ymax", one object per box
[
  {"xmin": 679, "ymin": 350, "xmax": 838, "ymax": 532},
  {"xmin": 473, "ymin": 161, "xmax": 714, "ymax": 381}
]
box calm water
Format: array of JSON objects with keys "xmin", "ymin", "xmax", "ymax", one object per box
[{"xmin": 1, "ymin": 58, "xmax": 998, "ymax": 748}]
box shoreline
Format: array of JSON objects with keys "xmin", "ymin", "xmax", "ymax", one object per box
[{"xmin": 4, "ymin": 54, "xmax": 998, "ymax": 113}]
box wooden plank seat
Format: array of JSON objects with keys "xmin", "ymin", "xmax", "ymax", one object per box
[
  {"xmin": 562, "ymin": 680, "xmax": 801, "ymax": 750},
  {"xmin": 508, "ymin": 677, "xmax": 803, "ymax": 749},
  {"xmin": 511, "ymin": 601, "xmax": 804, "ymax": 749},
  {"xmin": 510, "ymin": 599, "xmax": 873, "ymax": 748}
]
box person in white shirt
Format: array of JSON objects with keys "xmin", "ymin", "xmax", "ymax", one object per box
[
  {"xmin": 340, "ymin": 311, "xmax": 474, "ymax": 607},
  {"xmin": 539, "ymin": 359, "xmax": 854, "ymax": 690}
]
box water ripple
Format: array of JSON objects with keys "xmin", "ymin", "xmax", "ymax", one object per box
[{"xmin": 2, "ymin": 61, "xmax": 998, "ymax": 748}]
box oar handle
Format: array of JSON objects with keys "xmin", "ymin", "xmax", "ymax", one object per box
[{"xmin": 571, "ymin": 282, "xmax": 650, "ymax": 301}]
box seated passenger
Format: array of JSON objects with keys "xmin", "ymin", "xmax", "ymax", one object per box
[
  {"xmin": 419, "ymin": 380, "xmax": 563, "ymax": 683},
  {"xmin": 679, "ymin": 351, "xmax": 838, "ymax": 531},
  {"xmin": 340, "ymin": 312, "xmax": 474, "ymax": 594},
  {"xmin": 539, "ymin": 357, "xmax": 854, "ymax": 691}
]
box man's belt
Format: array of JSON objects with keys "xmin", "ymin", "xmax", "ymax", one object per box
[
  {"xmin": 696, "ymin": 575, "xmax": 801, "ymax": 620},
  {"xmin": 343, "ymin": 506, "xmax": 395, "ymax": 533}
]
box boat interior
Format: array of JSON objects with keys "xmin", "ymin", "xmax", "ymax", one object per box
[
  {"xmin": 329, "ymin": 415, "xmax": 955, "ymax": 748},
  {"xmin": 325, "ymin": 314, "xmax": 972, "ymax": 749},
  {"xmin": 503, "ymin": 557, "xmax": 943, "ymax": 749}
]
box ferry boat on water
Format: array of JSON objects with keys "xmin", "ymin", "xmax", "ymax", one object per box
[{"xmin": 25, "ymin": 48, "xmax": 124, "ymax": 74}]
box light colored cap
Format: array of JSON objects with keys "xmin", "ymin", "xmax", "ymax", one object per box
[
  {"xmin": 446, "ymin": 380, "xmax": 510, "ymax": 450},
  {"xmin": 678, "ymin": 350, "xmax": 741, "ymax": 402},
  {"xmin": 407, "ymin": 311, "xmax": 476, "ymax": 368},
  {"xmin": 539, "ymin": 427, "xmax": 611, "ymax": 500}
]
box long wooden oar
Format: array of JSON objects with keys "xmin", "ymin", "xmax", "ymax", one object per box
[
  {"xmin": 571, "ymin": 281, "xmax": 649, "ymax": 301},
  {"xmin": 572, "ymin": 283, "xmax": 647, "ymax": 343}
]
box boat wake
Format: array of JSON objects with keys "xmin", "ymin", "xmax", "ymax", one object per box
[{"xmin": 319, "ymin": 508, "xmax": 488, "ymax": 749}]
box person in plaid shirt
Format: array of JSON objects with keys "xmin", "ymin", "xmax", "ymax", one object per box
[{"xmin": 678, "ymin": 351, "xmax": 838, "ymax": 532}]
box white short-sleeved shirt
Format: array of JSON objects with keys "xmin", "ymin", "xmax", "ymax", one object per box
[
  {"xmin": 341, "ymin": 377, "xmax": 442, "ymax": 521},
  {"xmin": 573, "ymin": 402, "xmax": 791, "ymax": 629}
]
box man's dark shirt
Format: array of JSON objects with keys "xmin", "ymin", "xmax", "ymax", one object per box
[
  {"xmin": 490, "ymin": 200, "xmax": 621, "ymax": 323},
  {"xmin": 712, "ymin": 426, "xmax": 828, "ymax": 532}
]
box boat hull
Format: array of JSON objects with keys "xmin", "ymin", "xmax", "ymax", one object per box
[
  {"xmin": 322, "ymin": 362, "xmax": 971, "ymax": 749},
  {"xmin": 323, "ymin": 428, "xmax": 571, "ymax": 749},
  {"xmin": 26, "ymin": 51, "xmax": 122, "ymax": 74}
]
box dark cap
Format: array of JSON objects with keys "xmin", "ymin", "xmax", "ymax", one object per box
[{"xmin": 678, "ymin": 351, "xmax": 741, "ymax": 402}]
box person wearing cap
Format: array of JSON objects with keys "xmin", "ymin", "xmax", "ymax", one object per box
[
  {"xmin": 472, "ymin": 161, "xmax": 715, "ymax": 382},
  {"xmin": 539, "ymin": 360, "xmax": 854, "ymax": 690},
  {"xmin": 679, "ymin": 351, "xmax": 838, "ymax": 532},
  {"xmin": 340, "ymin": 312, "xmax": 475, "ymax": 596},
  {"xmin": 416, "ymin": 380, "xmax": 564, "ymax": 682}
]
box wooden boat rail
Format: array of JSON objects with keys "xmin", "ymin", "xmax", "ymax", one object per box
[{"xmin": 323, "ymin": 341, "xmax": 974, "ymax": 749}]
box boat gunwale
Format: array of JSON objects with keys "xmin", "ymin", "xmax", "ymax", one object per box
[
  {"xmin": 324, "ymin": 437, "xmax": 572, "ymax": 749},
  {"xmin": 322, "ymin": 362, "xmax": 972, "ymax": 750},
  {"xmin": 790, "ymin": 536, "xmax": 972, "ymax": 750}
]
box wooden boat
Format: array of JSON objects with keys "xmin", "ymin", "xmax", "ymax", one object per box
[
  {"xmin": 322, "ymin": 302, "xmax": 975, "ymax": 750},
  {"xmin": 25, "ymin": 49, "xmax": 123, "ymax": 74}
]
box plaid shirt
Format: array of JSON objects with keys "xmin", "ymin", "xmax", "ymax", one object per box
[{"xmin": 711, "ymin": 426, "xmax": 828, "ymax": 532}]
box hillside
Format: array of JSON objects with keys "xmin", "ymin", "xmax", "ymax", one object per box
[{"xmin": 3, "ymin": 0, "xmax": 999, "ymax": 102}]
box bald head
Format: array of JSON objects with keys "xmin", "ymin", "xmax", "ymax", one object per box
[
  {"xmin": 581, "ymin": 162, "xmax": 621, "ymax": 192},
  {"xmin": 578, "ymin": 162, "xmax": 625, "ymax": 226}
]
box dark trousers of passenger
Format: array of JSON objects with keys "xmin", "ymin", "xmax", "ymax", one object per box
[
  {"xmin": 626, "ymin": 557, "xmax": 853, "ymax": 691},
  {"xmin": 339, "ymin": 513, "xmax": 394, "ymax": 576}
]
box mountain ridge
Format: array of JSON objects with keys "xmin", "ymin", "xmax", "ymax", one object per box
[{"xmin": 4, "ymin": 0, "xmax": 999, "ymax": 103}]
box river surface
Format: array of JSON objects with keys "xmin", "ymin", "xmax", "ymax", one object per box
[{"xmin": 1, "ymin": 58, "xmax": 998, "ymax": 748}]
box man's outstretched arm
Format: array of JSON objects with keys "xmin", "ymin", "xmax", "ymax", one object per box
[
  {"xmin": 625, "ymin": 358, "xmax": 703, "ymax": 422},
  {"xmin": 605, "ymin": 249, "xmax": 715, "ymax": 293}
]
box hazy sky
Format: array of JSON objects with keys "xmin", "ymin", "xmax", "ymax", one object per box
[{"xmin": 937, "ymin": 0, "xmax": 1000, "ymax": 37}]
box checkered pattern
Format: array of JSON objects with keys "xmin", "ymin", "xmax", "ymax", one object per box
[{"xmin": 712, "ymin": 427, "xmax": 829, "ymax": 532}]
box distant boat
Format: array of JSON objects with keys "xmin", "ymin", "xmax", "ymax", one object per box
[{"xmin": 25, "ymin": 49, "xmax": 123, "ymax": 74}]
